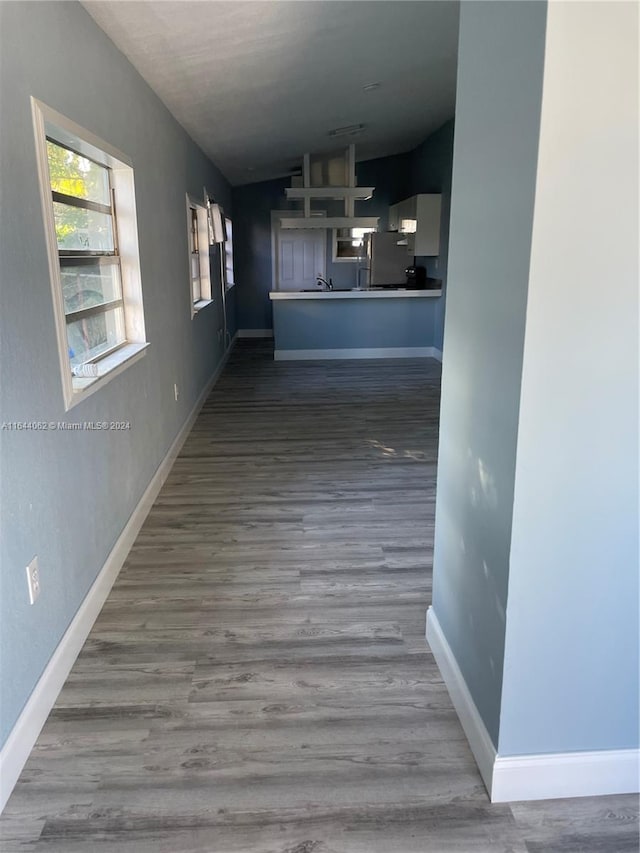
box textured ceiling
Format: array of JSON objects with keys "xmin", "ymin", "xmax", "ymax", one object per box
[{"xmin": 83, "ymin": 1, "xmax": 459, "ymax": 185}]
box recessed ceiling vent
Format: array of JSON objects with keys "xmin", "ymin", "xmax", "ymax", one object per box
[{"xmin": 328, "ymin": 124, "xmax": 366, "ymax": 138}]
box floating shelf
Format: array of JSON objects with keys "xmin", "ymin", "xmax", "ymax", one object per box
[
  {"xmin": 284, "ymin": 145, "xmax": 376, "ymax": 222},
  {"xmin": 285, "ymin": 186, "xmax": 375, "ymax": 201}
]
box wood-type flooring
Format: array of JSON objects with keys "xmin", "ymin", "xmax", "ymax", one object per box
[{"xmin": 1, "ymin": 340, "xmax": 637, "ymax": 852}]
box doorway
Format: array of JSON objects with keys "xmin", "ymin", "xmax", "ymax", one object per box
[{"xmin": 274, "ymin": 224, "xmax": 326, "ymax": 292}]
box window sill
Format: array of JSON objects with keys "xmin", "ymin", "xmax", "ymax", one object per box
[
  {"xmin": 192, "ymin": 298, "xmax": 214, "ymax": 316},
  {"xmin": 68, "ymin": 342, "xmax": 149, "ymax": 408}
]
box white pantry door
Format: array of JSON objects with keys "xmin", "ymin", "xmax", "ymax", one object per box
[{"xmin": 277, "ymin": 229, "xmax": 326, "ymax": 291}]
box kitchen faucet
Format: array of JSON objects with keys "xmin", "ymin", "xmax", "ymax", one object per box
[{"xmin": 316, "ymin": 276, "xmax": 333, "ymax": 290}]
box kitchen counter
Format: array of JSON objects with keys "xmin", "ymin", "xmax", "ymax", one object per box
[
  {"xmin": 269, "ymin": 288, "xmax": 441, "ymax": 301},
  {"xmin": 270, "ymin": 287, "xmax": 443, "ymax": 362}
]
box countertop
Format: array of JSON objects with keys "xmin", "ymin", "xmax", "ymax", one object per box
[{"xmin": 269, "ymin": 288, "xmax": 442, "ymax": 301}]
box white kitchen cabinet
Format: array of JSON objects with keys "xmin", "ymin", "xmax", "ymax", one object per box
[{"xmin": 388, "ymin": 193, "xmax": 441, "ymax": 256}]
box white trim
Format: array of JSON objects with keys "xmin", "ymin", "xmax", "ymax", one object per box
[
  {"xmin": 269, "ymin": 289, "xmax": 442, "ymax": 301},
  {"xmin": 274, "ymin": 347, "xmax": 441, "ymax": 361},
  {"xmin": 237, "ymin": 329, "xmax": 274, "ymax": 338},
  {"xmin": 303, "ymin": 153, "xmax": 311, "ymax": 217},
  {"xmin": 192, "ymin": 298, "xmax": 214, "ymax": 315},
  {"xmin": 492, "ymin": 748, "xmax": 640, "ymax": 803},
  {"xmin": 30, "ymin": 98, "xmax": 133, "ymax": 168},
  {"xmin": 31, "ymin": 98, "xmax": 77, "ymax": 410},
  {"xmin": 270, "ymin": 209, "xmax": 327, "ymax": 293},
  {"xmin": 426, "ymin": 607, "xmax": 497, "ymax": 795},
  {"xmin": 186, "ymin": 194, "xmax": 212, "ymax": 318},
  {"xmin": 426, "ymin": 607, "xmax": 640, "ymax": 803},
  {"xmin": 31, "ymin": 98, "xmax": 147, "ymax": 411},
  {"xmin": 70, "ymin": 342, "xmax": 149, "ymax": 400},
  {"xmin": 331, "ymin": 225, "xmax": 376, "ymax": 264},
  {"xmin": 347, "ymin": 143, "xmax": 356, "ymax": 189},
  {"xmin": 0, "ymin": 335, "xmax": 237, "ymax": 815}
]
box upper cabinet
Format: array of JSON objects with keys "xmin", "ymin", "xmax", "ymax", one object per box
[{"xmin": 389, "ymin": 194, "xmax": 441, "ymax": 256}]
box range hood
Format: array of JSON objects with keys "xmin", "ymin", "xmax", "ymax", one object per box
[{"xmin": 279, "ymin": 144, "xmax": 379, "ymax": 230}]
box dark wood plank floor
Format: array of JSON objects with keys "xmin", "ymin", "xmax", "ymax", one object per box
[{"xmin": 1, "ymin": 340, "xmax": 637, "ymax": 852}]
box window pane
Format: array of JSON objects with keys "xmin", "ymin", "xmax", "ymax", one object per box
[
  {"xmin": 53, "ymin": 202, "xmax": 115, "ymax": 252},
  {"xmin": 351, "ymin": 227, "xmax": 374, "ymax": 240},
  {"xmin": 190, "ymin": 208, "xmax": 199, "ymax": 253},
  {"xmin": 337, "ymin": 242, "xmax": 365, "ymax": 259},
  {"xmin": 66, "ymin": 306, "xmax": 125, "ymax": 367},
  {"xmin": 335, "ymin": 228, "xmax": 352, "ymax": 240},
  {"xmin": 61, "ymin": 262, "xmax": 122, "ymax": 315},
  {"xmin": 192, "ymin": 275, "xmax": 202, "ymax": 303},
  {"xmin": 224, "ymin": 220, "xmax": 234, "ymax": 288},
  {"xmin": 47, "ymin": 140, "xmax": 111, "ymax": 205}
]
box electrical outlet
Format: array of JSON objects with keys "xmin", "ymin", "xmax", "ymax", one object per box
[
  {"xmin": 174, "ymin": 383, "xmax": 179, "ymax": 402},
  {"xmin": 26, "ymin": 556, "xmax": 40, "ymax": 605}
]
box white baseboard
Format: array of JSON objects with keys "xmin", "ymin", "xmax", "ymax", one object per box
[
  {"xmin": 426, "ymin": 606, "xmax": 640, "ymax": 803},
  {"xmin": 431, "ymin": 347, "xmax": 443, "ymax": 362},
  {"xmin": 0, "ymin": 336, "xmax": 237, "ymax": 814},
  {"xmin": 237, "ymin": 328, "xmax": 274, "ymax": 338},
  {"xmin": 492, "ymin": 748, "xmax": 640, "ymax": 803},
  {"xmin": 426, "ymin": 606, "xmax": 497, "ymax": 795},
  {"xmin": 274, "ymin": 346, "xmax": 441, "ymax": 361}
]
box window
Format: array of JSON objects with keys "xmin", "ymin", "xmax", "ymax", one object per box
[
  {"xmin": 47, "ymin": 139, "xmax": 126, "ymax": 368},
  {"xmin": 186, "ymin": 196, "xmax": 212, "ymax": 315},
  {"xmin": 224, "ymin": 218, "xmax": 235, "ymax": 289},
  {"xmin": 332, "ymin": 226, "xmax": 375, "ymax": 261},
  {"xmin": 32, "ymin": 99, "xmax": 147, "ymax": 409},
  {"xmin": 400, "ymin": 218, "xmax": 417, "ymax": 234},
  {"xmin": 189, "ymin": 205, "xmax": 202, "ymax": 302}
]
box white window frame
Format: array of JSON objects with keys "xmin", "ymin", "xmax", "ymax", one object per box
[
  {"xmin": 332, "ymin": 226, "xmax": 376, "ymax": 262},
  {"xmin": 186, "ymin": 195, "xmax": 212, "ymax": 317},
  {"xmin": 32, "ymin": 98, "xmax": 148, "ymax": 411},
  {"xmin": 224, "ymin": 217, "xmax": 235, "ymax": 290}
]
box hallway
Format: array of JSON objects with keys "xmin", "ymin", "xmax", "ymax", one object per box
[{"xmin": 1, "ymin": 342, "xmax": 637, "ymax": 852}]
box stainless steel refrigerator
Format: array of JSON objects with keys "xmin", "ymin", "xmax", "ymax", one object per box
[{"xmin": 363, "ymin": 232, "xmax": 408, "ymax": 286}]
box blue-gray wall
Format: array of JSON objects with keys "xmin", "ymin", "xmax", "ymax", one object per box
[
  {"xmin": 272, "ymin": 296, "xmax": 441, "ymax": 351},
  {"xmin": 0, "ymin": 0, "xmax": 234, "ymax": 747},
  {"xmin": 233, "ymin": 176, "xmax": 295, "ymax": 331},
  {"xmin": 430, "ymin": 0, "xmax": 547, "ymax": 747},
  {"xmin": 410, "ymin": 120, "xmax": 455, "ymax": 351}
]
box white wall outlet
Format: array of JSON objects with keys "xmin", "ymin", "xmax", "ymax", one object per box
[
  {"xmin": 26, "ymin": 556, "xmax": 40, "ymax": 605},
  {"xmin": 174, "ymin": 383, "xmax": 179, "ymax": 402}
]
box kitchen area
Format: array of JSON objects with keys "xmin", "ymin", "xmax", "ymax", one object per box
[
  {"xmin": 267, "ymin": 144, "xmax": 444, "ymax": 360},
  {"xmin": 232, "ymin": 122, "xmax": 454, "ymax": 360}
]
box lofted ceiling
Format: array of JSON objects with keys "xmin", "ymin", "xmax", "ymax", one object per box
[{"xmin": 83, "ymin": 1, "xmax": 459, "ymax": 186}]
